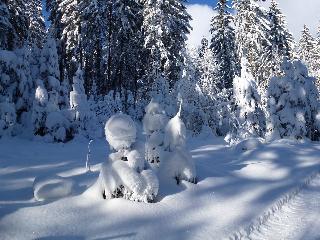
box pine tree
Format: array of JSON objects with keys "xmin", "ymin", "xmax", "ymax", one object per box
[
  {"xmin": 266, "ymin": 58, "xmax": 320, "ymax": 141},
  {"xmin": 260, "ymin": 0, "xmax": 294, "ymax": 90},
  {"xmin": 26, "ymin": 0, "xmax": 46, "ymax": 48},
  {"xmin": 198, "ymin": 39, "xmax": 218, "ymax": 98},
  {"xmin": 111, "ymin": 0, "xmax": 144, "ymax": 97},
  {"xmin": 60, "ymin": 0, "xmax": 82, "ymax": 80},
  {"xmin": 228, "ymin": 57, "xmax": 265, "ymax": 144},
  {"xmin": 210, "ymin": 0, "xmax": 239, "ymax": 90},
  {"xmin": 316, "ymin": 24, "xmax": 320, "ymax": 90},
  {"xmin": 7, "ymin": 0, "xmax": 29, "ymax": 49},
  {"xmin": 143, "ymin": 0, "xmax": 191, "ymax": 87},
  {"xmin": 70, "ymin": 67, "xmax": 99, "ymax": 138},
  {"xmin": 297, "ymin": 25, "xmax": 319, "ymax": 78},
  {"xmin": 0, "ymin": 1, "xmax": 13, "ymax": 50},
  {"xmin": 234, "ymin": 0, "xmax": 270, "ymax": 88}
]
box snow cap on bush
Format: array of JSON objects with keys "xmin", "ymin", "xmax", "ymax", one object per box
[{"xmin": 105, "ymin": 113, "xmax": 137, "ymax": 151}]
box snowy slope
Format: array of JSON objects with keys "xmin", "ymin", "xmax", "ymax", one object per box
[
  {"xmin": 248, "ymin": 175, "xmax": 320, "ymax": 240},
  {"xmin": 0, "ymin": 136, "xmax": 319, "ymax": 240}
]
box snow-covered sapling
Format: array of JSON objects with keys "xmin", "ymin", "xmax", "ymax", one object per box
[
  {"xmin": 0, "ymin": 98, "xmax": 16, "ymax": 137},
  {"xmin": 143, "ymin": 98, "xmax": 169, "ymax": 167},
  {"xmin": 266, "ymin": 58, "xmax": 320, "ymax": 141},
  {"xmin": 226, "ymin": 57, "xmax": 265, "ymax": 145},
  {"xmin": 160, "ymin": 103, "xmax": 197, "ymax": 184},
  {"xmin": 96, "ymin": 113, "xmax": 159, "ymax": 203},
  {"xmin": 86, "ymin": 139, "xmax": 94, "ymax": 171}
]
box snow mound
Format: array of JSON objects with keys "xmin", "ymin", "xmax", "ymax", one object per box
[
  {"xmin": 33, "ymin": 176, "xmax": 75, "ymax": 201},
  {"xmin": 105, "ymin": 114, "xmax": 137, "ymax": 151},
  {"xmin": 234, "ymin": 138, "xmax": 263, "ymax": 152},
  {"xmin": 164, "ymin": 111, "xmax": 187, "ymax": 151}
]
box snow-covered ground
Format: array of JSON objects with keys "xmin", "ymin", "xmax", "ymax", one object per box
[{"xmin": 0, "ymin": 135, "xmax": 319, "ymax": 240}]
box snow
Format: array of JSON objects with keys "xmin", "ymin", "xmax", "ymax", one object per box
[
  {"xmin": 0, "ymin": 136, "xmax": 319, "ymax": 239},
  {"xmin": 33, "ymin": 175, "xmax": 75, "ymax": 201},
  {"xmin": 163, "ymin": 109, "xmax": 187, "ymax": 151},
  {"xmin": 105, "ymin": 113, "xmax": 137, "ymax": 151},
  {"xmin": 247, "ymin": 174, "xmax": 320, "ymax": 240}
]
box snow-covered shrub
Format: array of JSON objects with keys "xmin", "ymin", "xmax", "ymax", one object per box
[
  {"xmin": 160, "ymin": 107, "xmax": 197, "ymax": 184},
  {"xmin": 98, "ymin": 159, "xmax": 158, "ymax": 203},
  {"xmin": 32, "ymin": 79, "xmax": 71, "ymax": 142},
  {"xmin": 159, "ymin": 149, "xmax": 196, "ymax": 184},
  {"xmin": 163, "ymin": 105, "xmax": 187, "ymax": 151},
  {"xmin": 0, "ymin": 98, "xmax": 16, "ymax": 137},
  {"xmin": 96, "ymin": 113, "xmax": 159, "ymax": 202},
  {"xmin": 70, "ymin": 67, "xmax": 100, "ymax": 138},
  {"xmin": 0, "ymin": 48, "xmax": 33, "ymax": 134},
  {"xmin": 266, "ymin": 58, "xmax": 320, "ymax": 141},
  {"xmin": 143, "ymin": 99, "xmax": 169, "ymax": 167},
  {"xmin": 175, "ymin": 69, "xmax": 207, "ymax": 134},
  {"xmin": 32, "ymin": 81, "xmax": 48, "ymax": 136},
  {"xmin": 226, "ymin": 58, "xmax": 265, "ymax": 145},
  {"xmin": 210, "ymin": 88, "xmax": 234, "ymax": 136}
]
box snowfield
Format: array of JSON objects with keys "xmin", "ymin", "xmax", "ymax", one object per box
[{"xmin": 0, "ymin": 135, "xmax": 319, "ymax": 240}]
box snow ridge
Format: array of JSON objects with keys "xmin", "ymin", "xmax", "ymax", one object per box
[{"xmin": 228, "ymin": 170, "xmax": 320, "ymax": 240}]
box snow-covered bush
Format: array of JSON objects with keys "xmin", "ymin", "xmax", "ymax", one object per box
[
  {"xmin": 266, "ymin": 58, "xmax": 320, "ymax": 141},
  {"xmin": 30, "ymin": 37, "xmax": 73, "ymax": 142},
  {"xmin": 163, "ymin": 105, "xmax": 187, "ymax": 151},
  {"xmin": 143, "ymin": 98, "xmax": 169, "ymax": 167},
  {"xmin": 209, "ymin": 88, "xmax": 234, "ymax": 136},
  {"xmin": 159, "ymin": 149, "xmax": 196, "ymax": 184},
  {"xmin": 70, "ymin": 67, "xmax": 100, "ymax": 138},
  {"xmin": 95, "ymin": 113, "xmax": 159, "ymax": 203},
  {"xmin": 175, "ymin": 67, "xmax": 207, "ymax": 134},
  {"xmin": 0, "ymin": 98, "xmax": 16, "ymax": 137},
  {"xmin": 226, "ymin": 58, "xmax": 265, "ymax": 145},
  {"xmin": 142, "ymin": 99, "xmax": 197, "ymax": 184},
  {"xmin": 32, "ymin": 81, "xmax": 49, "ymax": 137},
  {"xmin": 0, "ymin": 48, "xmax": 33, "ymax": 134},
  {"xmin": 160, "ymin": 106, "xmax": 197, "ymax": 184}
]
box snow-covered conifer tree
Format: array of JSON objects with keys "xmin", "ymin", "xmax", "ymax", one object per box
[
  {"xmin": 198, "ymin": 39, "xmax": 218, "ymax": 98},
  {"xmin": 94, "ymin": 113, "xmax": 159, "ymax": 202},
  {"xmin": 142, "ymin": 0, "xmax": 191, "ymax": 87},
  {"xmin": 26, "ymin": 0, "xmax": 46, "ymax": 48},
  {"xmin": 297, "ymin": 25, "xmax": 319, "ymax": 79},
  {"xmin": 227, "ymin": 58, "xmax": 265, "ymax": 144},
  {"xmin": 234, "ymin": 0, "xmax": 270, "ymax": 88},
  {"xmin": 70, "ymin": 67, "xmax": 99, "ymax": 138},
  {"xmin": 32, "ymin": 80, "xmax": 49, "ymax": 137},
  {"xmin": 143, "ymin": 99, "xmax": 169, "ymax": 167},
  {"xmin": 6, "ymin": 0, "xmax": 29, "ymax": 50},
  {"xmin": 260, "ymin": 0, "xmax": 294, "ymax": 90},
  {"xmin": 266, "ymin": 58, "xmax": 320, "ymax": 141},
  {"xmin": 0, "ymin": 98, "xmax": 16, "ymax": 137},
  {"xmin": 0, "ymin": 2, "xmax": 13, "ymax": 50},
  {"xmin": 210, "ymin": 0, "xmax": 239, "ymax": 90}
]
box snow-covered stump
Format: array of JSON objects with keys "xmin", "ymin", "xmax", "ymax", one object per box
[{"xmin": 96, "ymin": 113, "xmax": 159, "ymax": 203}]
